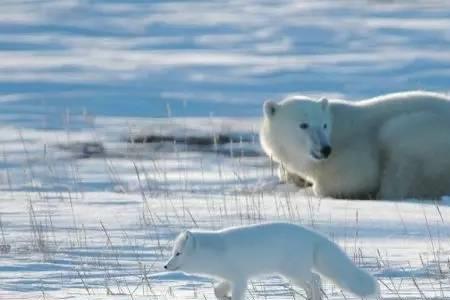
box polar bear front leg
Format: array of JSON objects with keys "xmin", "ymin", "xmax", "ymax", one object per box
[
  {"xmin": 278, "ymin": 164, "xmax": 311, "ymax": 188},
  {"xmin": 214, "ymin": 280, "xmax": 231, "ymax": 300},
  {"xmin": 377, "ymin": 155, "xmax": 417, "ymax": 200}
]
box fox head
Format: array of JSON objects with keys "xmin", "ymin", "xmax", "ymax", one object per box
[
  {"xmin": 262, "ymin": 96, "xmax": 332, "ymax": 163},
  {"xmin": 164, "ymin": 231, "xmax": 196, "ymax": 272}
]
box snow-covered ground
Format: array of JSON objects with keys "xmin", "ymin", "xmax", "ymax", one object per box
[
  {"xmin": 0, "ymin": 117, "xmax": 450, "ymax": 299},
  {"xmin": 1, "ymin": 1, "xmax": 450, "ymax": 299}
]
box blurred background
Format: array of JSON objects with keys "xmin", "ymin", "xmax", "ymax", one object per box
[{"xmin": 2, "ymin": 0, "xmax": 450, "ymax": 127}]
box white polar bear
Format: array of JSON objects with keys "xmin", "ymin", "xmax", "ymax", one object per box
[{"xmin": 260, "ymin": 91, "xmax": 450, "ymax": 199}]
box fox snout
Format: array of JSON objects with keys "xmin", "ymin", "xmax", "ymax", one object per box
[{"xmin": 164, "ymin": 260, "xmax": 179, "ymax": 271}]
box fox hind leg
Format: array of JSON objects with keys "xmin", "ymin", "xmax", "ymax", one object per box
[
  {"xmin": 309, "ymin": 273, "xmax": 322, "ymax": 300},
  {"xmin": 284, "ymin": 271, "xmax": 322, "ymax": 300}
]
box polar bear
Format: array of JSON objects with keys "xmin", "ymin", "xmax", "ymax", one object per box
[{"xmin": 260, "ymin": 91, "xmax": 450, "ymax": 199}]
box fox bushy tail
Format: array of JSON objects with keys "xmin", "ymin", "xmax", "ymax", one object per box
[{"xmin": 313, "ymin": 239, "xmax": 379, "ymax": 297}]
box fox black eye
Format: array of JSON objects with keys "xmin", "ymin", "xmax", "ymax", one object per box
[
  {"xmin": 299, "ymin": 123, "xmax": 309, "ymax": 130},
  {"xmin": 176, "ymin": 252, "xmax": 181, "ymax": 256},
  {"xmin": 323, "ymin": 124, "xmax": 327, "ymax": 129}
]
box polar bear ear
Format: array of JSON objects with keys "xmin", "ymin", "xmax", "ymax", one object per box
[
  {"xmin": 320, "ymin": 97, "xmax": 329, "ymax": 111},
  {"xmin": 263, "ymin": 101, "xmax": 278, "ymax": 118}
]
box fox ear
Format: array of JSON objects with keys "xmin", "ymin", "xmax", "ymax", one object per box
[
  {"xmin": 263, "ymin": 101, "xmax": 278, "ymax": 118},
  {"xmin": 184, "ymin": 230, "xmax": 196, "ymax": 249},
  {"xmin": 184, "ymin": 230, "xmax": 192, "ymax": 240},
  {"xmin": 320, "ymin": 97, "xmax": 329, "ymax": 111}
]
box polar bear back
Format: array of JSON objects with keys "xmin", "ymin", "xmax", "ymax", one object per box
[{"xmin": 329, "ymin": 91, "xmax": 450, "ymax": 147}]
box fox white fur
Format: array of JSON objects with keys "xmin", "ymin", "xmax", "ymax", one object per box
[
  {"xmin": 260, "ymin": 91, "xmax": 450, "ymax": 199},
  {"xmin": 164, "ymin": 223, "xmax": 378, "ymax": 300}
]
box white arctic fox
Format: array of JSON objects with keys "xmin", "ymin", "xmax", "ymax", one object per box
[{"xmin": 164, "ymin": 223, "xmax": 378, "ymax": 300}]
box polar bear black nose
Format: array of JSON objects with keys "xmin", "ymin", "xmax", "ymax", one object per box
[
  {"xmin": 321, "ymin": 146, "xmax": 332, "ymax": 158},
  {"xmin": 164, "ymin": 265, "xmax": 168, "ymax": 269}
]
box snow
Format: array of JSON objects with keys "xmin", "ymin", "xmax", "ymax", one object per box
[
  {"xmin": 0, "ymin": 116, "xmax": 449, "ymax": 299},
  {"xmin": 1, "ymin": 0, "xmax": 450, "ymax": 299}
]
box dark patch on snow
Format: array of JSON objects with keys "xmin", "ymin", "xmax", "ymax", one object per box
[
  {"xmin": 127, "ymin": 133, "xmax": 263, "ymax": 157},
  {"xmin": 0, "ymin": 244, "xmax": 11, "ymax": 254},
  {"xmin": 57, "ymin": 134, "xmax": 263, "ymax": 159},
  {"xmin": 127, "ymin": 133, "xmax": 254, "ymax": 146},
  {"xmin": 57, "ymin": 142, "xmax": 106, "ymax": 159}
]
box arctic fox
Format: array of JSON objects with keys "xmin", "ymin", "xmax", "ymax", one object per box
[{"xmin": 164, "ymin": 223, "xmax": 378, "ymax": 300}]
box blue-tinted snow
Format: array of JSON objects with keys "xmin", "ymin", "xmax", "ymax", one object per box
[{"xmin": 1, "ymin": 1, "xmax": 450, "ymax": 125}]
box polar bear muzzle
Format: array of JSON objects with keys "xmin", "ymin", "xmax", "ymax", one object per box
[
  {"xmin": 311, "ymin": 145, "xmax": 332, "ymax": 160},
  {"xmin": 321, "ymin": 145, "xmax": 332, "ymax": 158}
]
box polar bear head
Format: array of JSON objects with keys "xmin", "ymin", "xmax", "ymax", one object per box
[{"xmin": 261, "ymin": 96, "xmax": 332, "ymax": 164}]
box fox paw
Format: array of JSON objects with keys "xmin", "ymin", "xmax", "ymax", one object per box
[{"xmin": 214, "ymin": 281, "xmax": 231, "ymax": 299}]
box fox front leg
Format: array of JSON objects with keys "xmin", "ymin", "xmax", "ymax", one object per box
[
  {"xmin": 230, "ymin": 279, "xmax": 247, "ymax": 300},
  {"xmin": 214, "ymin": 280, "xmax": 231, "ymax": 300}
]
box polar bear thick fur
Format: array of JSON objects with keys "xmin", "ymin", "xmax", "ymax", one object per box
[{"xmin": 260, "ymin": 91, "xmax": 450, "ymax": 199}]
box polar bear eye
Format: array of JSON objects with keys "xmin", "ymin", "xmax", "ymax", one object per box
[
  {"xmin": 299, "ymin": 123, "xmax": 309, "ymax": 130},
  {"xmin": 323, "ymin": 124, "xmax": 328, "ymax": 129},
  {"xmin": 176, "ymin": 252, "xmax": 181, "ymax": 256}
]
